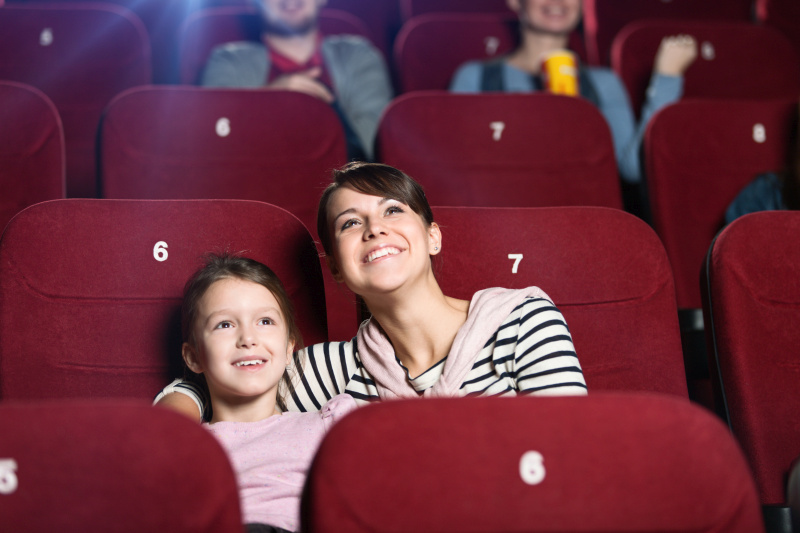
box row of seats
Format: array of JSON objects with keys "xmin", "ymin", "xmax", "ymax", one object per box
[
  {"xmin": 1, "ymin": 2, "xmax": 797, "ymax": 197},
  {"xmin": 0, "ymin": 394, "xmax": 766, "ymax": 532},
  {"xmin": 4, "ymin": 0, "xmax": 797, "ymax": 81},
  {"xmin": 0, "ymin": 200, "xmax": 798, "ymax": 529},
  {"xmin": 3, "ymin": 79, "xmax": 796, "ymax": 334}
]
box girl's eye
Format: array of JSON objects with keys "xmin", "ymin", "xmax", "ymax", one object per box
[
  {"xmin": 214, "ymin": 321, "xmax": 233, "ymax": 330},
  {"xmin": 258, "ymin": 318, "xmax": 275, "ymax": 326}
]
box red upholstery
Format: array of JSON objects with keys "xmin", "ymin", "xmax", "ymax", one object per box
[
  {"xmin": 326, "ymin": 0, "xmax": 398, "ymax": 56},
  {"xmin": 645, "ymin": 99, "xmax": 797, "ymax": 310},
  {"xmin": 399, "ymin": 0, "xmax": 512, "ymax": 21},
  {"xmin": 100, "ymin": 86, "xmax": 346, "ymax": 234},
  {"xmin": 704, "ymin": 211, "xmax": 800, "ymax": 506},
  {"xmin": 433, "ymin": 206, "xmax": 686, "ymax": 396},
  {"xmin": 0, "ymin": 4, "xmax": 151, "ymax": 198},
  {"xmin": 304, "ymin": 393, "xmax": 763, "ymax": 532},
  {"xmin": 378, "ymin": 92, "xmax": 623, "ymax": 209},
  {"xmin": 0, "ymin": 81, "xmax": 64, "ymax": 233},
  {"xmin": 613, "ymin": 21, "xmax": 800, "ymax": 118},
  {"xmin": 757, "ymin": 0, "xmax": 800, "ymax": 69},
  {"xmin": 583, "ymin": 0, "xmax": 753, "ymax": 66},
  {"xmin": 394, "ymin": 14, "xmax": 516, "ymax": 93},
  {"xmin": 0, "ymin": 399, "xmax": 242, "ymax": 532},
  {"xmin": 178, "ymin": 6, "xmax": 375, "ymax": 85},
  {"xmin": 0, "ymin": 199, "xmax": 326, "ymax": 400}
]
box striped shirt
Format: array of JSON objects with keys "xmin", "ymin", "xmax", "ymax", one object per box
[{"xmin": 156, "ymin": 297, "xmax": 586, "ymax": 415}]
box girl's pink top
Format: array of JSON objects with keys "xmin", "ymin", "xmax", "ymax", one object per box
[{"xmin": 205, "ymin": 394, "xmax": 356, "ymax": 530}]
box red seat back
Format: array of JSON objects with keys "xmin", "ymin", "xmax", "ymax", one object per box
[
  {"xmin": 0, "ymin": 199, "xmax": 326, "ymax": 400},
  {"xmin": 0, "ymin": 4, "xmax": 151, "ymax": 197},
  {"xmin": 178, "ymin": 6, "xmax": 375, "ymax": 85},
  {"xmin": 399, "ymin": 0, "xmax": 512, "ymax": 21},
  {"xmin": 645, "ymin": 99, "xmax": 797, "ymax": 310},
  {"xmin": 583, "ymin": 0, "xmax": 753, "ymax": 65},
  {"xmin": 0, "ymin": 399, "xmax": 242, "ymax": 532},
  {"xmin": 0, "ymin": 81, "xmax": 64, "ymax": 232},
  {"xmin": 433, "ymin": 206, "xmax": 686, "ymax": 396},
  {"xmin": 304, "ymin": 393, "xmax": 763, "ymax": 532},
  {"xmin": 613, "ymin": 21, "xmax": 800, "ymax": 118},
  {"xmin": 704, "ymin": 211, "xmax": 800, "ymax": 506},
  {"xmin": 757, "ymin": 0, "xmax": 800, "ymax": 72},
  {"xmin": 378, "ymin": 92, "xmax": 622, "ymax": 209}
]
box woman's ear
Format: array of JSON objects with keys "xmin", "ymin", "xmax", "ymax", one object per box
[
  {"xmin": 325, "ymin": 254, "xmax": 344, "ymax": 283},
  {"xmin": 429, "ymin": 222, "xmax": 442, "ymax": 255},
  {"xmin": 181, "ymin": 342, "xmax": 204, "ymax": 374}
]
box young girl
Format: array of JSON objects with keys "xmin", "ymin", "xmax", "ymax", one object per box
[
  {"xmin": 178, "ymin": 254, "xmax": 355, "ymax": 533},
  {"xmin": 157, "ymin": 162, "xmax": 586, "ymax": 419}
]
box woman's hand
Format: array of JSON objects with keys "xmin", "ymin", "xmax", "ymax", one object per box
[{"xmin": 654, "ymin": 34, "xmax": 698, "ymax": 77}]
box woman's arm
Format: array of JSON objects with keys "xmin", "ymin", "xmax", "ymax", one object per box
[
  {"xmin": 513, "ymin": 298, "xmax": 588, "ymax": 396},
  {"xmin": 153, "ymin": 379, "xmax": 205, "ymax": 421}
]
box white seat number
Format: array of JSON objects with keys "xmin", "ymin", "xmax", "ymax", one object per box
[
  {"xmin": 0, "ymin": 459, "xmax": 18, "ymax": 495},
  {"xmin": 508, "ymin": 253, "xmax": 523, "ymax": 274},
  {"xmin": 153, "ymin": 241, "xmax": 168, "ymax": 262},
  {"xmin": 490, "ymin": 121, "xmax": 506, "ymax": 141},
  {"xmin": 40, "ymin": 28, "xmax": 53, "ymax": 47},
  {"xmin": 753, "ymin": 123, "xmax": 766, "ymax": 143},
  {"xmin": 216, "ymin": 117, "xmax": 231, "ymax": 137},
  {"xmin": 519, "ymin": 451, "xmax": 545, "ymax": 485},
  {"xmin": 484, "ymin": 36, "xmax": 500, "ymax": 56}
]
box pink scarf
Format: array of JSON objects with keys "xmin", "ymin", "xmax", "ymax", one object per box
[{"xmin": 356, "ymin": 287, "xmax": 552, "ymax": 400}]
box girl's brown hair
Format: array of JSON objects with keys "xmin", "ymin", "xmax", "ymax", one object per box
[{"xmin": 181, "ymin": 253, "xmax": 303, "ymax": 414}]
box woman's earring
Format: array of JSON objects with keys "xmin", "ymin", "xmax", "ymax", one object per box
[{"xmin": 434, "ymin": 246, "xmax": 439, "ymax": 251}]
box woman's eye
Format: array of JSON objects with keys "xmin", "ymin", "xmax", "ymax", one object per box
[
  {"xmin": 340, "ymin": 218, "xmax": 359, "ymax": 231},
  {"xmin": 386, "ymin": 205, "xmax": 404, "ymax": 215}
]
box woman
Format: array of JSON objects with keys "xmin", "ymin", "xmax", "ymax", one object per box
[
  {"xmin": 450, "ymin": 0, "xmax": 697, "ymax": 185},
  {"xmin": 156, "ymin": 162, "xmax": 586, "ymax": 418}
]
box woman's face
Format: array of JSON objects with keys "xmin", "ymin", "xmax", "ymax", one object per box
[
  {"xmin": 510, "ymin": 0, "xmax": 582, "ymax": 35},
  {"xmin": 325, "ymin": 185, "xmax": 441, "ymax": 297}
]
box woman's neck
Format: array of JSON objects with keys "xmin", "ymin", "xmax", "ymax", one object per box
[
  {"xmin": 263, "ymin": 30, "xmax": 319, "ymax": 64},
  {"xmin": 209, "ymin": 393, "xmax": 281, "ymax": 424},
  {"xmin": 507, "ymin": 30, "xmax": 570, "ymax": 74},
  {"xmin": 363, "ymin": 276, "xmax": 470, "ymax": 378}
]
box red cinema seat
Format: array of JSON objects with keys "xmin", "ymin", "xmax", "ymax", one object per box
[
  {"xmin": 326, "ymin": 0, "xmax": 399, "ymax": 56},
  {"xmin": 100, "ymin": 87, "xmax": 346, "ymax": 232},
  {"xmin": 304, "ymin": 394, "xmax": 763, "ymax": 532},
  {"xmin": 0, "ymin": 81, "xmax": 64, "ymax": 233},
  {"xmin": 583, "ymin": 0, "xmax": 753, "ymax": 66},
  {"xmin": 433, "ymin": 206, "xmax": 686, "ymax": 396},
  {"xmin": 0, "ymin": 199, "xmax": 326, "ymax": 401},
  {"xmin": 0, "ymin": 4, "xmax": 151, "ymax": 198},
  {"xmin": 704, "ymin": 211, "xmax": 800, "ymax": 521},
  {"xmin": 0, "ymin": 400, "xmax": 242, "ymax": 532},
  {"xmin": 399, "ymin": 0, "xmax": 512, "ymax": 21},
  {"xmin": 613, "ymin": 21, "xmax": 800, "ymax": 118},
  {"xmin": 757, "ymin": 0, "xmax": 800, "ymax": 71},
  {"xmin": 645, "ymin": 99, "xmax": 797, "ymax": 312},
  {"xmin": 394, "ymin": 14, "xmax": 517, "ymax": 93},
  {"xmin": 378, "ymin": 92, "xmax": 623, "ymax": 209},
  {"xmin": 179, "ymin": 6, "xmax": 375, "ymax": 85}
]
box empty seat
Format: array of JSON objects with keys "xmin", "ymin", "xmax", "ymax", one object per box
[
  {"xmin": 0, "ymin": 399, "xmax": 242, "ymax": 532},
  {"xmin": 583, "ymin": 0, "xmax": 753, "ymax": 65},
  {"xmin": 100, "ymin": 86, "xmax": 346, "ymax": 233},
  {"xmin": 0, "ymin": 81, "xmax": 64, "ymax": 232},
  {"xmin": 304, "ymin": 393, "xmax": 763, "ymax": 532},
  {"xmin": 378, "ymin": 92, "xmax": 623, "ymax": 209},
  {"xmin": 613, "ymin": 21, "xmax": 800, "ymax": 117},
  {"xmin": 645, "ymin": 99, "xmax": 797, "ymax": 312},
  {"xmin": 399, "ymin": 0, "xmax": 512, "ymax": 21},
  {"xmin": 433, "ymin": 206, "xmax": 686, "ymax": 396},
  {"xmin": 0, "ymin": 199, "xmax": 326, "ymax": 400},
  {"xmin": 0, "ymin": 4, "xmax": 151, "ymax": 197},
  {"xmin": 704, "ymin": 211, "xmax": 800, "ymax": 516},
  {"xmin": 757, "ymin": 0, "xmax": 800, "ymax": 70},
  {"xmin": 394, "ymin": 14, "xmax": 517, "ymax": 93},
  {"xmin": 178, "ymin": 6, "xmax": 375, "ymax": 85}
]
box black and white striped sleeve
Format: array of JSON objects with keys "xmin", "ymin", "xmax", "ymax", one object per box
[
  {"xmin": 514, "ymin": 298, "xmax": 587, "ymax": 396},
  {"xmin": 286, "ymin": 341, "xmax": 358, "ymax": 412}
]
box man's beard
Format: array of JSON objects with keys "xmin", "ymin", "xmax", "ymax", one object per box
[{"xmin": 261, "ymin": 13, "xmax": 318, "ymax": 37}]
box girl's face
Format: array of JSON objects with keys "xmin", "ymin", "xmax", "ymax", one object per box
[
  {"xmin": 182, "ymin": 277, "xmax": 294, "ymax": 407},
  {"xmin": 510, "ymin": 0, "xmax": 582, "ymax": 35},
  {"xmin": 326, "ymin": 185, "xmax": 441, "ymax": 297}
]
